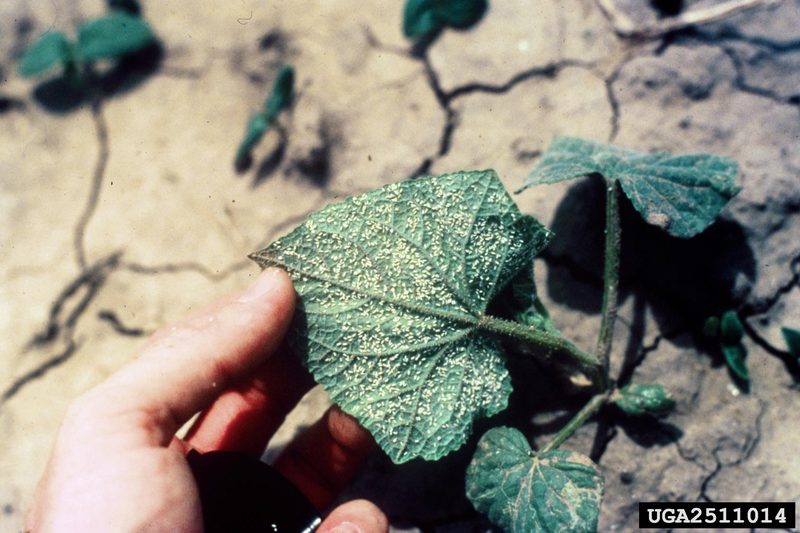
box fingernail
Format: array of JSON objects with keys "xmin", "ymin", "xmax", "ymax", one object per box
[
  {"xmin": 329, "ymin": 522, "xmax": 362, "ymax": 533},
  {"xmin": 238, "ymin": 268, "xmax": 283, "ymax": 303}
]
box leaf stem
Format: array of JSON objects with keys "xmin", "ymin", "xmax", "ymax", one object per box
[
  {"xmin": 596, "ymin": 179, "xmax": 621, "ymax": 389},
  {"xmin": 479, "ymin": 315, "xmax": 601, "ymax": 378},
  {"xmin": 540, "ymin": 392, "xmax": 611, "ymax": 453}
]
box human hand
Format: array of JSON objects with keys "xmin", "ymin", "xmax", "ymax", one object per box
[{"xmin": 27, "ymin": 268, "xmax": 387, "ymax": 532}]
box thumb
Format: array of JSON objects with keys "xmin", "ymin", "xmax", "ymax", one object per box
[
  {"xmin": 80, "ymin": 267, "xmax": 295, "ymax": 447},
  {"xmin": 318, "ymin": 499, "xmax": 388, "ymax": 533}
]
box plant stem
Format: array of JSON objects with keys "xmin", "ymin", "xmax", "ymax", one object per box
[
  {"xmin": 479, "ymin": 315, "xmax": 601, "ymax": 378},
  {"xmin": 596, "ymin": 179, "xmax": 622, "ymax": 389},
  {"xmin": 540, "ymin": 392, "xmax": 611, "ymax": 453}
]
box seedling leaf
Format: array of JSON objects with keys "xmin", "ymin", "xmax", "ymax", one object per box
[
  {"xmin": 403, "ymin": 0, "xmax": 443, "ymax": 38},
  {"xmin": 466, "ymin": 426, "xmax": 603, "ymax": 533},
  {"xmin": 782, "ymin": 327, "xmax": 800, "ymax": 361},
  {"xmin": 496, "ymin": 267, "xmax": 559, "ymax": 334},
  {"xmin": 234, "ymin": 113, "xmax": 270, "ymax": 168},
  {"xmin": 521, "ymin": 137, "xmax": 740, "ymax": 238},
  {"xmin": 614, "ymin": 384, "xmax": 675, "ymax": 418},
  {"xmin": 251, "ymin": 170, "xmax": 553, "ymax": 463},
  {"xmin": 403, "ymin": 0, "xmax": 488, "ymax": 38},
  {"xmin": 438, "ymin": 0, "xmax": 489, "ymax": 29},
  {"xmin": 719, "ymin": 310, "xmax": 744, "ymax": 346},
  {"xmin": 77, "ymin": 13, "xmax": 154, "ymax": 61},
  {"xmin": 107, "ymin": 0, "xmax": 142, "ymax": 16},
  {"xmin": 18, "ymin": 32, "xmax": 72, "ymax": 77},
  {"xmin": 722, "ymin": 343, "xmax": 749, "ymax": 381},
  {"xmin": 703, "ymin": 316, "xmax": 720, "ymax": 339},
  {"xmin": 264, "ymin": 65, "xmax": 295, "ymax": 120}
]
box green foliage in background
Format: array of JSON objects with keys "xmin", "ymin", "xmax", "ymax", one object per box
[{"xmin": 235, "ymin": 65, "xmax": 295, "ymax": 170}]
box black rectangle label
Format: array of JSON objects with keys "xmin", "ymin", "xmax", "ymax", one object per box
[{"xmin": 639, "ymin": 502, "xmax": 795, "ymax": 529}]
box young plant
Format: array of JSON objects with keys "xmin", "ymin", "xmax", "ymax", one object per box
[
  {"xmin": 403, "ymin": 0, "xmax": 489, "ymax": 40},
  {"xmin": 249, "ymin": 137, "xmax": 739, "ymax": 532},
  {"xmin": 781, "ymin": 327, "xmax": 800, "ymax": 365},
  {"xmin": 704, "ymin": 310, "xmax": 749, "ymax": 381},
  {"xmin": 18, "ymin": 0, "xmax": 154, "ymax": 85},
  {"xmin": 234, "ymin": 65, "xmax": 295, "ymax": 171}
]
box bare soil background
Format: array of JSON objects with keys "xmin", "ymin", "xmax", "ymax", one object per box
[{"xmin": 1, "ymin": 1, "xmax": 798, "ymax": 531}]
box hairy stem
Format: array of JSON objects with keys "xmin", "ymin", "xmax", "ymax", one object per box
[
  {"xmin": 596, "ymin": 179, "xmax": 621, "ymax": 389},
  {"xmin": 480, "ymin": 315, "xmax": 601, "ymax": 379},
  {"xmin": 540, "ymin": 392, "xmax": 611, "ymax": 453}
]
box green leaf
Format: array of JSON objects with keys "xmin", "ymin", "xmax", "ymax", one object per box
[
  {"xmin": 466, "ymin": 427, "xmax": 603, "ymax": 533},
  {"xmin": 496, "ymin": 267, "xmax": 559, "ymax": 335},
  {"xmin": 437, "ymin": 0, "xmax": 488, "ymax": 29},
  {"xmin": 250, "ymin": 170, "xmax": 553, "ymax": 463},
  {"xmin": 703, "ymin": 316, "xmax": 720, "ymax": 339},
  {"xmin": 77, "ymin": 13, "xmax": 154, "ymax": 61},
  {"xmin": 264, "ymin": 65, "xmax": 295, "ymax": 120},
  {"xmin": 107, "ymin": 0, "xmax": 142, "ymax": 16},
  {"xmin": 235, "ymin": 113, "xmax": 270, "ymax": 167},
  {"xmin": 403, "ymin": 0, "xmax": 489, "ymax": 38},
  {"xmin": 18, "ymin": 32, "xmax": 72, "ymax": 78},
  {"xmin": 614, "ymin": 384, "xmax": 676, "ymax": 418},
  {"xmin": 403, "ymin": 0, "xmax": 443, "ymax": 38},
  {"xmin": 719, "ymin": 310, "xmax": 744, "ymax": 346},
  {"xmin": 782, "ymin": 327, "xmax": 800, "ymax": 360},
  {"xmin": 521, "ymin": 137, "xmax": 740, "ymax": 238},
  {"xmin": 722, "ymin": 343, "xmax": 749, "ymax": 381}
]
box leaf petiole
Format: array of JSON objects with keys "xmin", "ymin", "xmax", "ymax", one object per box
[
  {"xmin": 540, "ymin": 391, "xmax": 611, "ymax": 453},
  {"xmin": 478, "ymin": 315, "xmax": 601, "ymax": 380},
  {"xmin": 596, "ymin": 179, "xmax": 621, "ymax": 389}
]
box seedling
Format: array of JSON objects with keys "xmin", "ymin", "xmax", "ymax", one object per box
[
  {"xmin": 781, "ymin": 327, "xmax": 800, "ymax": 364},
  {"xmin": 704, "ymin": 310, "xmax": 749, "ymax": 381},
  {"xmin": 250, "ymin": 136, "xmax": 739, "ymax": 532},
  {"xmin": 18, "ymin": 0, "xmax": 154, "ymax": 87},
  {"xmin": 234, "ymin": 65, "xmax": 295, "ymax": 171},
  {"xmin": 403, "ymin": 0, "xmax": 489, "ymax": 40}
]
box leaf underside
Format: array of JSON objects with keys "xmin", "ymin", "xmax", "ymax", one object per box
[
  {"xmin": 521, "ymin": 136, "xmax": 740, "ymax": 238},
  {"xmin": 251, "ymin": 170, "xmax": 552, "ymax": 463},
  {"xmin": 77, "ymin": 13, "xmax": 154, "ymax": 61},
  {"xmin": 466, "ymin": 426, "xmax": 603, "ymax": 533}
]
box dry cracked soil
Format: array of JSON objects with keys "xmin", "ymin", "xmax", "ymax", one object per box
[{"xmin": 1, "ymin": 1, "xmax": 799, "ymax": 532}]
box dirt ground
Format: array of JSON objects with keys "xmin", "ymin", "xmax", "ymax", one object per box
[{"xmin": 1, "ymin": 0, "xmax": 799, "ymax": 531}]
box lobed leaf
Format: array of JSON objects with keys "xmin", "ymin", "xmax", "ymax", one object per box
[
  {"xmin": 77, "ymin": 13, "xmax": 154, "ymax": 61},
  {"xmin": 251, "ymin": 170, "xmax": 553, "ymax": 463},
  {"xmin": 782, "ymin": 327, "xmax": 800, "ymax": 361},
  {"xmin": 466, "ymin": 426, "xmax": 603, "ymax": 533},
  {"xmin": 521, "ymin": 137, "xmax": 740, "ymax": 238},
  {"xmin": 264, "ymin": 65, "xmax": 295, "ymax": 120},
  {"xmin": 18, "ymin": 32, "xmax": 72, "ymax": 78},
  {"xmin": 614, "ymin": 383, "xmax": 675, "ymax": 418}
]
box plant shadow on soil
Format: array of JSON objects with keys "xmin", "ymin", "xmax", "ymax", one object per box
[
  {"xmin": 541, "ymin": 173, "xmax": 756, "ymax": 344},
  {"xmin": 31, "ymin": 41, "xmax": 164, "ymax": 114}
]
